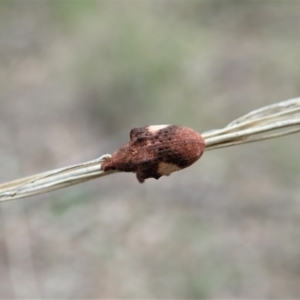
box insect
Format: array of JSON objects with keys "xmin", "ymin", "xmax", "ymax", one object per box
[{"xmin": 101, "ymin": 125, "xmax": 205, "ymax": 183}]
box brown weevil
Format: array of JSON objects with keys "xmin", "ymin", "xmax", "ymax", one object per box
[{"xmin": 101, "ymin": 125, "xmax": 205, "ymax": 183}]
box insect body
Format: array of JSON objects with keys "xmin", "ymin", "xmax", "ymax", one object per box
[{"xmin": 101, "ymin": 125, "xmax": 205, "ymax": 183}]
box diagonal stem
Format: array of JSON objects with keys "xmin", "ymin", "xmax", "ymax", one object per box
[{"xmin": 0, "ymin": 98, "xmax": 299, "ymax": 202}]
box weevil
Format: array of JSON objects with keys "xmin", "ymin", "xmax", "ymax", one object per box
[{"xmin": 101, "ymin": 125, "xmax": 205, "ymax": 183}]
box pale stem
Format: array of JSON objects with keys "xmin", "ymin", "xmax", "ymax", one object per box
[{"xmin": 0, "ymin": 98, "xmax": 300, "ymax": 202}]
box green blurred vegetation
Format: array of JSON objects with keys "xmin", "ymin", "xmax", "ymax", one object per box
[{"xmin": 0, "ymin": 0, "xmax": 300, "ymax": 298}]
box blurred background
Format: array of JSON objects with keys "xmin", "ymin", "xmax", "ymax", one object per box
[{"xmin": 0, "ymin": 0, "xmax": 300, "ymax": 298}]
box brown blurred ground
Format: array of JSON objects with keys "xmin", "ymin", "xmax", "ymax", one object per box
[{"xmin": 0, "ymin": 1, "xmax": 300, "ymax": 298}]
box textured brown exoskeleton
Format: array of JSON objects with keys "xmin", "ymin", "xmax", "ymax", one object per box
[{"xmin": 101, "ymin": 125, "xmax": 205, "ymax": 183}]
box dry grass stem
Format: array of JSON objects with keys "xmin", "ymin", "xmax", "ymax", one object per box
[
  {"xmin": 0, "ymin": 98, "xmax": 299, "ymax": 202},
  {"xmin": 0, "ymin": 155, "xmax": 117, "ymax": 202},
  {"xmin": 203, "ymin": 97, "xmax": 300, "ymax": 150}
]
